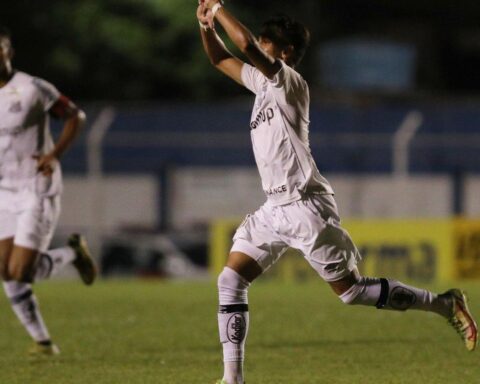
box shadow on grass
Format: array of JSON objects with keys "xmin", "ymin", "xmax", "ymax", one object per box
[
  {"xmin": 252, "ymin": 336, "xmax": 434, "ymax": 349},
  {"xmin": 186, "ymin": 335, "xmax": 434, "ymax": 353}
]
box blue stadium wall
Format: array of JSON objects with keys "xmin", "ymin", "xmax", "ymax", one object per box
[{"xmin": 58, "ymin": 102, "xmax": 480, "ymax": 174}]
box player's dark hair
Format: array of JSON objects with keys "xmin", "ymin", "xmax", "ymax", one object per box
[{"xmin": 259, "ymin": 15, "xmax": 310, "ymax": 67}]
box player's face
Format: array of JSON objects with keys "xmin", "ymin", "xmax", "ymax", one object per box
[
  {"xmin": 259, "ymin": 36, "xmax": 283, "ymax": 59},
  {"xmin": 259, "ymin": 36, "xmax": 294, "ymax": 65},
  {"xmin": 0, "ymin": 37, "xmax": 13, "ymax": 72}
]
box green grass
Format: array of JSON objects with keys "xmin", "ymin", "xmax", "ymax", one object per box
[{"xmin": 0, "ymin": 279, "xmax": 479, "ymax": 383}]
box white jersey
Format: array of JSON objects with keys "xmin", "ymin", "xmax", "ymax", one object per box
[
  {"xmin": 0, "ymin": 71, "xmax": 62, "ymax": 196},
  {"xmin": 241, "ymin": 61, "xmax": 333, "ymax": 206}
]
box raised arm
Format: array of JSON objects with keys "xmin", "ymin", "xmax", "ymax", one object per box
[
  {"xmin": 203, "ymin": 0, "xmax": 282, "ymax": 79},
  {"xmin": 197, "ymin": 3, "xmax": 244, "ymax": 84}
]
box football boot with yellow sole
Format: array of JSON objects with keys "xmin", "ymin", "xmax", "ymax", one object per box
[{"xmin": 445, "ymin": 289, "xmax": 478, "ymax": 351}]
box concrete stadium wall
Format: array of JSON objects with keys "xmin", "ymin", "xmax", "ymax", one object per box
[
  {"xmin": 59, "ymin": 175, "xmax": 158, "ymax": 234},
  {"xmin": 465, "ymin": 175, "xmax": 480, "ymax": 217},
  {"xmin": 171, "ymin": 168, "xmax": 456, "ymax": 227},
  {"xmin": 328, "ymin": 174, "xmax": 453, "ymax": 218},
  {"xmin": 58, "ymin": 171, "xmax": 479, "ymax": 232}
]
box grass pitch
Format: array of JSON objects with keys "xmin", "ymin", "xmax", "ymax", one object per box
[{"xmin": 0, "ymin": 278, "xmax": 479, "ymax": 384}]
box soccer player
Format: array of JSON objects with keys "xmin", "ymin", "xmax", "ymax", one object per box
[
  {"xmin": 0, "ymin": 27, "xmax": 97, "ymax": 355},
  {"xmin": 196, "ymin": 2, "xmax": 478, "ymax": 383}
]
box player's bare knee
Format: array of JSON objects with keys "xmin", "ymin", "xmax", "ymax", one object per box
[
  {"xmin": 329, "ymin": 270, "xmax": 362, "ymax": 301},
  {"xmin": 339, "ymin": 291, "xmax": 357, "ymax": 305},
  {"xmin": 337, "ymin": 277, "xmax": 366, "ymax": 305},
  {"xmin": 217, "ymin": 268, "xmax": 228, "ymax": 289},
  {"xmin": 218, "ymin": 267, "xmax": 237, "ymax": 289}
]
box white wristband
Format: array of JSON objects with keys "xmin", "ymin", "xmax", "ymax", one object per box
[
  {"xmin": 211, "ymin": 3, "xmax": 223, "ymax": 17},
  {"xmin": 199, "ymin": 21, "xmax": 209, "ymax": 31}
]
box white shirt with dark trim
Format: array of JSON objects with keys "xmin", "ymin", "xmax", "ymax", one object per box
[
  {"xmin": 0, "ymin": 71, "xmax": 62, "ymax": 195},
  {"xmin": 241, "ymin": 61, "xmax": 333, "ymax": 206}
]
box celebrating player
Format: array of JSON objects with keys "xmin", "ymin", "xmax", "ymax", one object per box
[
  {"xmin": 196, "ymin": 3, "xmax": 478, "ymax": 383},
  {"xmin": 0, "ymin": 27, "xmax": 97, "ymax": 355}
]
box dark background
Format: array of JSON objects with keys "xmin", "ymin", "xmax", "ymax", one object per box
[{"xmin": 4, "ymin": 0, "xmax": 480, "ymax": 101}]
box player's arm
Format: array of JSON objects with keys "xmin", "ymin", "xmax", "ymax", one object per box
[
  {"xmin": 204, "ymin": 0, "xmax": 281, "ymax": 79},
  {"xmin": 197, "ymin": 4, "xmax": 244, "ymax": 84},
  {"xmin": 36, "ymin": 96, "xmax": 86, "ymax": 176}
]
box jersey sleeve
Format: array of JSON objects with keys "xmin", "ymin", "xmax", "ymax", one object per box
[
  {"xmin": 241, "ymin": 63, "xmax": 264, "ymax": 95},
  {"xmin": 32, "ymin": 77, "xmax": 61, "ymax": 112}
]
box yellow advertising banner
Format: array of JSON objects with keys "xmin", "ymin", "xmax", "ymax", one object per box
[
  {"xmin": 453, "ymin": 219, "xmax": 480, "ymax": 279},
  {"xmin": 209, "ymin": 218, "xmax": 480, "ymax": 282},
  {"xmin": 343, "ymin": 220, "xmax": 453, "ymax": 282}
]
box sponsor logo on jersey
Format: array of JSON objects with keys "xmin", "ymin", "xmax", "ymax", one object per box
[
  {"xmin": 227, "ymin": 313, "xmax": 246, "ymax": 344},
  {"xmin": 264, "ymin": 184, "xmax": 287, "ymax": 196},
  {"xmin": 250, "ymin": 107, "xmax": 274, "ymax": 130}
]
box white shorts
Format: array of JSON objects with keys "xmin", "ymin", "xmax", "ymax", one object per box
[
  {"xmin": 0, "ymin": 187, "xmax": 60, "ymax": 252},
  {"xmin": 231, "ymin": 194, "xmax": 361, "ymax": 282}
]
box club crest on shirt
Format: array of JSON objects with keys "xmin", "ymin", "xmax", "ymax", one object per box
[
  {"xmin": 8, "ymin": 100, "xmax": 22, "ymax": 113},
  {"xmin": 7, "ymin": 85, "xmax": 20, "ymax": 96}
]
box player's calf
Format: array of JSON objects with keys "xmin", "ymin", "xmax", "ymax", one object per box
[
  {"xmin": 337, "ymin": 276, "xmax": 452, "ymax": 317},
  {"xmin": 337, "ymin": 278, "xmax": 479, "ymax": 351},
  {"xmin": 7, "ymin": 254, "xmax": 37, "ymax": 283},
  {"xmin": 218, "ymin": 267, "xmax": 251, "ymax": 384},
  {"xmin": 3, "ymin": 281, "xmax": 53, "ymax": 347}
]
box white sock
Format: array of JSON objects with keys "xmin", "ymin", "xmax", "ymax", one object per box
[
  {"xmin": 339, "ymin": 277, "xmax": 452, "ymax": 317},
  {"xmin": 3, "ymin": 281, "xmax": 51, "ymax": 342},
  {"xmin": 218, "ymin": 267, "xmax": 250, "ymax": 384},
  {"xmin": 34, "ymin": 246, "xmax": 76, "ymax": 281}
]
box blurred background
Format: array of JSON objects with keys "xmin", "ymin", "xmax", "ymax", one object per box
[{"xmin": 6, "ymin": 0, "xmax": 480, "ymax": 282}]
